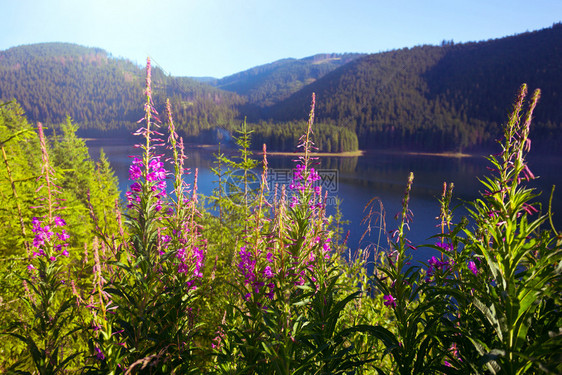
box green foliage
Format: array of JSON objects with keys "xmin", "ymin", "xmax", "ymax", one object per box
[
  {"xmin": 248, "ymin": 120, "xmax": 359, "ymax": 153},
  {"xmin": 1, "ymin": 54, "xmax": 560, "ymax": 375},
  {"xmin": 212, "ymin": 95, "xmax": 377, "ymax": 374},
  {"xmin": 437, "ymin": 85, "xmax": 562, "ymax": 374},
  {"xmin": 0, "ymin": 103, "xmax": 121, "ymax": 372},
  {"xmin": 82, "ymin": 62, "xmax": 207, "ymax": 373}
]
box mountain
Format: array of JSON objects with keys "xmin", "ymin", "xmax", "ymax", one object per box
[
  {"xmin": 214, "ymin": 53, "xmax": 365, "ymax": 106},
  {"xmin": 0, "ymin": 42, "xmax": 244, "ymax": 140},
  {"xmin": 264, "ymin": 24, "xmax": 562, "ymax": 152},
  {"xmin": 189, "ymin": 76, "xmax": 218, "ymax": 85},
  {"xmin": 1, "ymin": 24, "xmax": 561, "ymax": 154}
]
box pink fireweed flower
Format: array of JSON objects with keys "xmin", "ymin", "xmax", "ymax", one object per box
[
  {"xmin": 53, "ymin": 216, "xmax": 66, "ymax": 227},
  {"xmin": 147, "ymin": 170, "xmax": 166, "ymax": 181},
  {"xmin": 57, "ymin": 229, "xmax": 70, "ymax": 242},
  {"xmin": 308, "ymin": 167, "xmax": 321, "ymax": 183},
  {"xmin": 266, "ymin": 252, "xmax": 274, "ymax": 263},
  {"xmin": 428, "ymin": 256, "xmax": 449, "ymax": 271},
  {"xmin": 383, "ymin": 294, "xmax": 396, "ymax": 308},
  {"xmin": 293, "ymin": 164, "xmax": 304, "ymax": 180},
  {"xmin": 94, "ymin": 346, "xmax": 105, "ymax": 360},
  {"xmin": 290, "ymin": 196, "xmax": 299, "ymax": 208},
  {"xmin": 128, "ymin": 158, "xmax": 143, "ymax": 180},
  {"xmin": 31, "ymin": 217, "xmax": 69, "ymax": 258},
  {"xmin": 238, "ymin": 246, "xmax": 256, "ymax": 285},
  {"xmin": 177, "ymin": 246, "xmax": 204, "ymax": 280},
  {"xmin": 266, "ymin": 283, "xmax": 275, "ymax": 300},
  {"xmin": 149, "ymin": 157, "xmax": 164, "ymax": 170},
  {"xmin": 436, "ymin": 241, "xmax": 453, "ymax": 252},
  {"xmin": 263, "ymin": 265, "xmax": 274, "ymax": 279},
  {"xmin": 157, "ymin": 180, "xmax": 167, "ymax": 196},
  {"xmin": 468, "ymin": 260, "xmax": 478, "ymax": 275},
  {"xmin": 426, "ymin": 256, "xmax": 452, "ymax": 281}
]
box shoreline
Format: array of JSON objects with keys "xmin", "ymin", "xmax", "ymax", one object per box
[
  {"xmin": 264, "ymin": 150, "xmax": 365, "ymax": 157},
  {"xmin": 188, "ymin": 144, "xmax": 366, "ymax": 157},
  {"xmin": 86, "ymin": 139, "xmax": 476, "ymax": 158},
  {"xmin": 370, "ymin": 150, "xmax": 474, "ymax": 158}
]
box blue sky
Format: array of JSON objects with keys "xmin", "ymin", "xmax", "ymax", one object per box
[{"xmin": 1, "ymin": 0, "xmax": 560, "ymax": 78}]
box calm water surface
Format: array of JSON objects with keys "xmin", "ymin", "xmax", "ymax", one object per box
[{"xmin": 86, "ymin": 139, "xmax": 562, "ymax": 264}]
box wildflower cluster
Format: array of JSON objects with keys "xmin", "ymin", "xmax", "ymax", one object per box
[
  {"xmin": 126, "ymin": 155, "xmax": 167, "ymax": 210},
  {"xmin": 4, "ymin": 55, "xmax": 559, "ymax": 374},
  {"xmin": 289, "ymin": 164, "xmax": 322, "ymax": 207},
  {"xmin": 435, "ymin": 241, "xmax": 453, "ymax": 252},
  {"xmin": 238, "ymin": 246, "xmax": 275, "ymax": 300},
  {"xmin": 30, "ymin": 216, "xmax": 70, "ymax": 261},
  {"xmin": 125, "ymin": 57, "xmax": 167, "ymax": 214},
  {"xmin": 177, "ymin": 245, "xmax": 205, "ymax": 288},
  {"xmin": 426, "ymin": 255, "xmax": 453, "ymax": 281}
]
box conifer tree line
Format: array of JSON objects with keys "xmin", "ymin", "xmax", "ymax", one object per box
[{"xmin": 248, "ymin": 120, "xmax": 359, "ymax": 152}]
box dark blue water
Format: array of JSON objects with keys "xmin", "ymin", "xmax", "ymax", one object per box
[{"xmin": 86, "ymin": 139, "xmax": 562, "ymax": 265}]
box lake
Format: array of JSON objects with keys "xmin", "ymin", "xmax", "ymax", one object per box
[{"xmin": 86, "ymin": 138, "xmax": 562, "ymax": 265}]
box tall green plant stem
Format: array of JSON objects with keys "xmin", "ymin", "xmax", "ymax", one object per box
[{"xmin": 0, "ymin": 142, "xmax": 29, "ymax": 256}]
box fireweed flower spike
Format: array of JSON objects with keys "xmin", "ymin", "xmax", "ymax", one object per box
[
  {"xmin": 14, "ymin": 124, "xmax": 80, "ymax": 371},
  {"xmin": 30, "ymin": 216, "xmax": 70, "ymax": 261},
  {"xmin": 126, "ymin": 58, "xmax": 168, "ymax": 212},
  {"xmin": 90, "ymin": 58, "xmax": 207, "ymax": 371}
]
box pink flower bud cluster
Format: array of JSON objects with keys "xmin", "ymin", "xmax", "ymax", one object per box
[
  {"xmin": 467, "ymin": 260, "xmax": 478, "ymax": 275},
  {"xmin": 126, "ymin": 156, "xmax": 167, "ymax": 210},
  {"xmin": 177, "ymin": 246, "xmax": 205, "ymax": 290},
  {"xmin": 238, "ymin": 246, "xmax": 275, "ymax": 300},
  {"xmin": 289, "ymin": 165, "xmax": 321, "ymax": 191},
  {"xmin": 289, "ymin": 164, "xmax": 322, "ymax": 208},
  {"xmin": 426, "ymin": 256, "xmax": 453, "ymax": 282},
  {"xmin": 435, "ymin": 241, "xmax": 453, "ymax": 252},
  {"xmin": 30, "ymin": 216, "xmax": 70, "ymax": 262}
]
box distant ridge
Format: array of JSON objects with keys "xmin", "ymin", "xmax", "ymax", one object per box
[
  {"xmin": 264, "ymin": 23, "xmax": 562, "ymax": 152},
  {"xmin": 214, "ymin": 53, "xmax": 366, "ymax": 106},
  {"xmin": 1, "ymin": 24, "xmax": 561, "ymax": 153},
  {"xmin": 0, "ymin": 42, "xmax": 244, "ymax": 141}
]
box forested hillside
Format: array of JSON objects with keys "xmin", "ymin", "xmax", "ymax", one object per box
[
  {"xmin": 0, "ymin": 43, "xmax": 244, "ymax": 140},
  {"xmin": 214, "ymin": 53, "xmax": 365, "ymax": 106},
  {"xmin": 266, "ymin": 23, "xmax": 562, "ymax": 152},
  {"xmin": 1, "ymin": 24, "xmax": 561, "ymax": 153}
]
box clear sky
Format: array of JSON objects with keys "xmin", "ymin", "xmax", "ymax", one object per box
[{"xmin": 1, "ymin": 0, "xmax": 560, "ymax": 78}]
